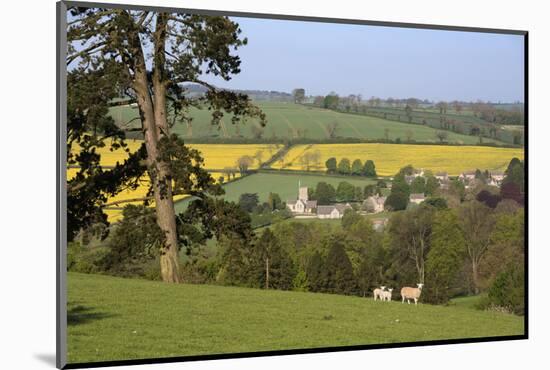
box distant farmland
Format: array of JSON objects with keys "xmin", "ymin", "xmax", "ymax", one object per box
[
  {"xmin": 110, "ymin": 102, "xmax": 507, "ymax": 145},
  {"xmin": 272, "ymin": 143, "xmax": 524, "ymax": 176},
  {"xmin": 174, "ymin": 172, "xmax": 377, "ymax": 213}
]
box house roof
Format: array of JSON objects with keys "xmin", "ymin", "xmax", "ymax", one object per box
[
  {"xmin": 410, "ymin": 193, "xmax": 425, "ymax": 200},
  {"xmin": 435, "ymin": 172, "xmax": 448, "ymax": 176},
  {"xmin": 317, "ymin": 205, "xmax": 337, "ymax": 215}
]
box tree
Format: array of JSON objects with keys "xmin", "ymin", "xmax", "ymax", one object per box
[
  {"xmin": 388, "ymin": 205, "xmax": 434, "ymax": 284},
  {"xmin": 237, "ymin": 155, "xmax": 254, "ymax": 175},
  {"xmin": 459, "ymin": 201, "xmax": 496, "ymax": 294},
  {"xmin": 325, "ymin": 157, "xmax": 337, "ymax": 174},
  {"xmin": 250, "ymin": 229, "xmax": 295, "ymax": 290},
  {"xmin": 363, "ymin": 184, "xmax": 376, "ymax": 198},
  {"xmin": 292, "ymin": 88, "xmax": 306, "ymax": 104},
  {"xmin": 435, "ymin": 130, "xmax": 448, "ymax": 143},
  {"xmin": 314, "ymin": 182, "xmax": 336, "ymax": 205},
  {"xmin": 238, "ymin": 193, "xmax": 259, "ymax": 213},
  {"xmin": 337, "ymin": 158, "xmax": 351, "ymax": 175},
  {"xmin": 306, "ymin": 251, "xmax": 326, "ymax": 292},
  {"xmin": 351, "ymin": 159, "xmax": 363, "ymax": 175},
  {"xmin": 425, "ymin": 174, "xmax": 439, "ymax": 196},
  {"xmin": 68, "ymin": 8, "xmax": 265, "ymax": 282},
  {"xmin": 384, "ymin": 128, "xmax": 390, "ymax": 141},
  {"xmin": 410, "ymin": 176, "xmax": 426, "ymax": 194},
  {"xmin": 336, "ymin": 181, "xmax": 355, "ymax": 202},
  {"xmin": 250, "ymin": 125, "xmax": 264, "ymax": 139},
  {"xmin": 385, "ymin": 173, "xmax": 410, "ymax": 211},
  {"xmin": 424, "ymin": 210, "xmax": 465, "ymax": 303},
  {"xmin": 341, "ymin": 209, "xmax": 362, "ymax": 230},
  {"xmin": 325, "ymin": 239, "xmax": 356, "ymax": 295},
  {"xmin": 267, "ymin": 192, "xmax": 284, "ymax": 211},
  {"xmin": 323, "ymin": 93, "xmax": 339, "ymax": 109},
  {"xmin": 362, "ymin": 160, "xmax": 377, "ymax": 177},
  {"xmin": 327, "ymin": 121, "xmax": 339, "ymax": 138}
]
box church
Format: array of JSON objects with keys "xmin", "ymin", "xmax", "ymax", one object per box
[{"xmin": 286, "ymin": 184, "xmax": 317, "ymax": 214}]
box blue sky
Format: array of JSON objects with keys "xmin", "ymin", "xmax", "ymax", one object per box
[{"xmin": 204, "ymin": 17, "xmax": 524, "ymax": 103}]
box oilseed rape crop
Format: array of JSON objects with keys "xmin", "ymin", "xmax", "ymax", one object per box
[{"xmin": 271, "ymin": 143, "xmax": 524, "ymax": 176}]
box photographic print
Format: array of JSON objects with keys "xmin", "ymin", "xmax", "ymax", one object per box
[{"xmin": 59, "ymin": 1, "xmax": 526, "ymax": 367}]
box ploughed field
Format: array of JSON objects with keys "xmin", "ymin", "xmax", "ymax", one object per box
[{"xmin": 67, "ymin": 272, "xmax": 524, "ymax": 364}]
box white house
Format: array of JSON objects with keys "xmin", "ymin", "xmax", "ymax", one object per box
[
  {"xmin": 435, "ymin": 172, "xmax": 448, "ymax": 182},
  {"xmin": 489, "ymin": 171, "xmax": 505, "ymax": 186},
  {"xmin": 409, "ymin": 193, "xmax": 426, "ymax": 204},
  {"xmin": 364, "ymin": 195, "xmax": 386, "ymax": 213},
  {"xmin": 317, "ymin": 203, "xmax": 352, "ymax": 219}
]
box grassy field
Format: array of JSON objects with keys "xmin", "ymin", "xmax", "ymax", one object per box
[
  {"xmin": 67, "ymin": 272, "xmax": 524, "ymax": 364},
  {"xmin": 110, "ymin": 102, "xmax": 505, "ymax": 144},
  {"xmin": 174, "ymin": 172, "xmax": 377, "ymax": 213},
  {"xmin": 272, "ymin": 143, "xmax": 524, "ymax": 176}
]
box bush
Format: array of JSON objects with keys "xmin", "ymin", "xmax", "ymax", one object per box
[
  {"xmin": 67, "ymin": 242, "xmax": 110, "ymax": 274},
  {"xmin": 477, "ymin": 265, "xmax": 524, "ymax": 315}
]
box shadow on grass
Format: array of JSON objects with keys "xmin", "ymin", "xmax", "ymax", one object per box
[{"xmin": 68, "ymin": 302, "xmax": 117, "ymax": 326}]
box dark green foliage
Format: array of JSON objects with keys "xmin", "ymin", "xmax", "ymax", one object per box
[
  {"xmin": 424, "ymin": 211, "xmax": 465, "ymax": 304},
  {"xmin": 306, "ymin": 251, "xmax": 326, "ymax": 292},
  {"xmin": 267, "ymin": 192, "xmax": 284, "ymax": 211},
  {"xmin": 238, "ymin": 193, "xmax": 260, "ymax": 213},
  {"xmin": 363, "ymin": 184, "xmax": 376, "ymax": 198},
  {"xmin": 341, "ymin": 209, "xmax": 362, "ymax": 231},
  {"xmin": 102, "ymin": 205, "xmax": 164, "ymax": 276},
  {"xmin": 324, "ymin": 239, "xmax": 357, "ymax": 295},
  {"xmin": 425, "ymin": 175, "xmax": 440, "ymax": 196},
  {"xmin": 325, "ymin": 157, "xmax": 337, "ymax": 174},
  {"xmin": 337, "ymin": 158, "xmax": 351, "ymax": 175},
  {"xmin": 336, "ymin": 181, "xmax": 355, "ymax": 202},
  {"xmin": 314, "ymin": 182, "xmax": 336, "ymax": 205},
  {"xmin": 351, "ymin": 159, "xmax": 363, "ymax": 175},
  {"xmin": 482, "ymin": 265, "xmax": 525, "ymax": 315},
  {"xmin": 250, "ymin": 229, "xmax": 295, "ymax": 290},
  {"xmin": 424, "ymin": 197, "xmax": 448, "ymax": 209},
  {"xmin": 503, "ymin": 157, "xmax": 525, "ymax": 193},
  {"xmin": 410, "ymin": 176, "xmax": 426, "ymax": 194},
  {"xmin": 217, "ymin": 235, "xmax": 251, "ymax": 286},
  {"xmin": 385, "ymin": 173, "xmax": 410, "ymax": 211},
  {"xmin": 362, "ymin": 160, "xmax": 377, "ymax": 177},
  {"xmin": 323, "ymin": 94, "xmax": 339, "ymax": 109}
]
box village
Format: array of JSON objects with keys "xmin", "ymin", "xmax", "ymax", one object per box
[{"xmin": 285, "ymin": 168, "xmax": 508, "ymax": 230}]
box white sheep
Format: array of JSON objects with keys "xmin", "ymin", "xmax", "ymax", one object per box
[
  {"xmin": 400, "ymin": 283, "xmax": 424, "ymax": 305},
  {"xmin": 373, "ymin": 286, "xmax": 386, "ymax": 301},
  {"xmin": 381, "ymin": 288, "xmax": 394, "ymax": 302}
]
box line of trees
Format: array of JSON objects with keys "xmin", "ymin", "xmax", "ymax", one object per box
[{"xmin": 325, "ymin": 157, "xmax": 377, "ymax": 177}]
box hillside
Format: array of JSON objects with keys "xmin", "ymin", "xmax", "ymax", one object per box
[
  {"xmin": 67, "ymin": 272, "xmax": 524, "ymax": 364},
  {"xmin": 109, "ymin": 102, "xmax": 507, "ymax": 145}
]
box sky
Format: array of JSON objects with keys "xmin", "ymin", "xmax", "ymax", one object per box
[{"xmin": 203, "ymin": 16, "xmax": 524, "ymax": 103}]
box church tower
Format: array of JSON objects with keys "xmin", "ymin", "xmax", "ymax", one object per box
[{"xmin": 298, "ymin": 181, "xmax": 308, "ymax": 201}]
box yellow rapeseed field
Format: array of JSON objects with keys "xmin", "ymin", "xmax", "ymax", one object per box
[
  {"xmin": 67, "ymin": 140, "xmax": 270, "ymax": 221},
  {"xmin": 271, "ymin": 143, "xmax": 524, "ymax": 176}
]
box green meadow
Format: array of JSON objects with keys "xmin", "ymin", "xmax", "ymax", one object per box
[
  {"xmin": 67, "ymin": 272, "xmax": 524, "ymax": 364},
  {"xmin": 110, "ymin": 102, "xmax": 503, "ymax": 144}
]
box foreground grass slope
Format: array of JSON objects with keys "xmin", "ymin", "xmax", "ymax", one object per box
[{"xmin": 67, "ymin": 272, "xmax": 524, "ymax": 364}]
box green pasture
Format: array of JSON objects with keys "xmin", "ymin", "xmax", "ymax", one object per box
[
  {"xmin": 109, "ymin": 102, "xmax": 504, "ymax": 144},
  {"xmin": 174, "ymin": 171, "xmax": 377, "ymax": 213},
  {"xmin": 67, "ymin": 272, "xmax": 524, "ymax": 364}
]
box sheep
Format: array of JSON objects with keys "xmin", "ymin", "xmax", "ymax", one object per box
[
  {"xmin": 381, "ymin": 288, "xmax": 394, "ymax": 302},
  {"xmin": 373, "ymin": 286, "xmax": 386, "ymax": 301},
  {"xmin": 400, "ymin": 283, "xmax": 424, "ymax": 305}
]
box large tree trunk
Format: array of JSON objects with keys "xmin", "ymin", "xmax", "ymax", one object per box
[{"xmin": 130, "ymin": 13, "xmax": 181, "ymax": 283}]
